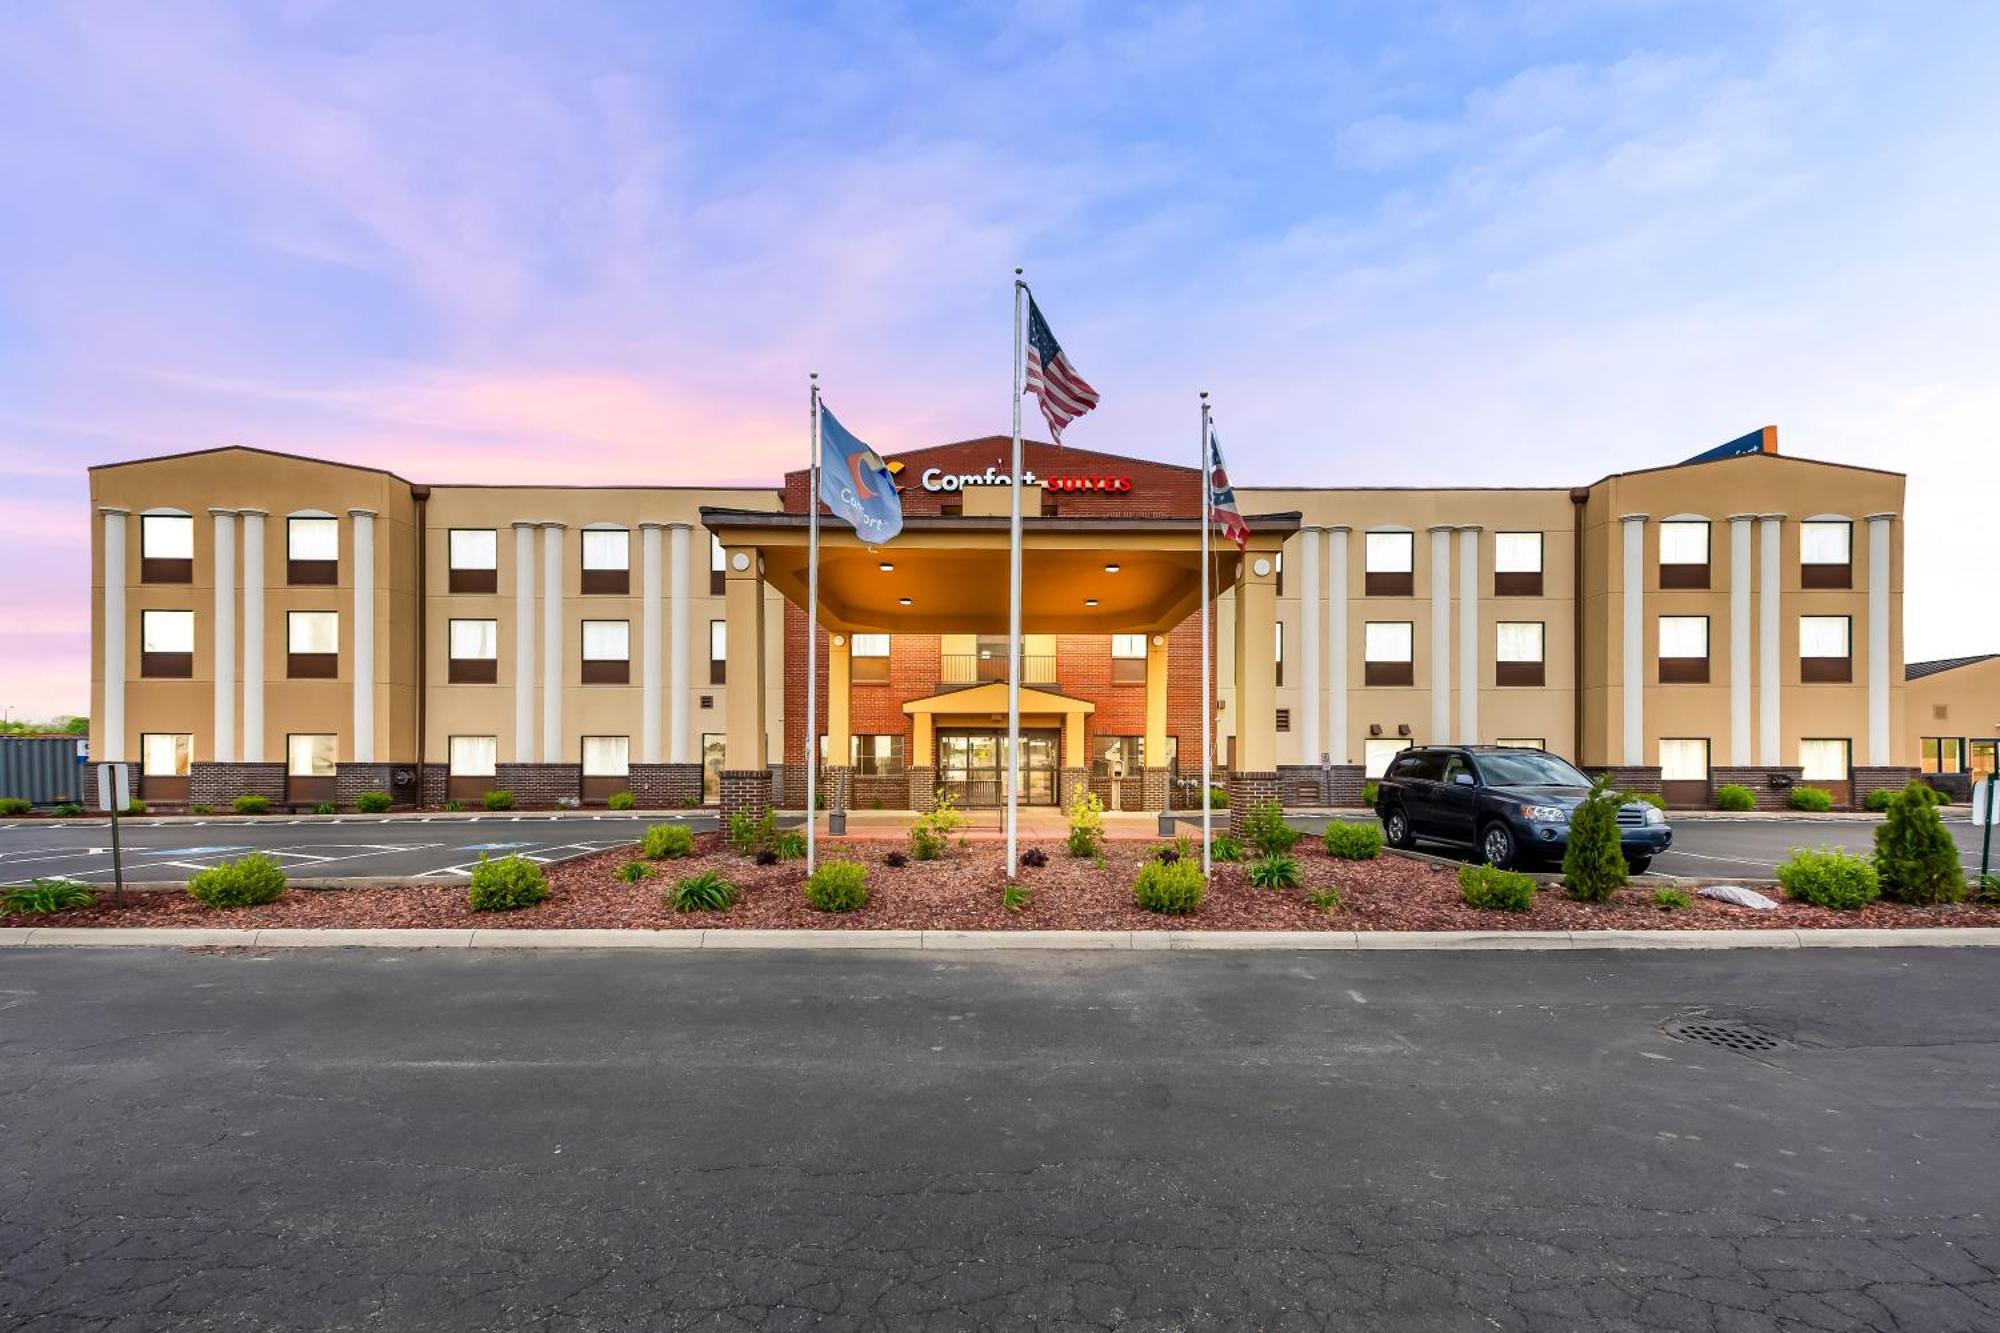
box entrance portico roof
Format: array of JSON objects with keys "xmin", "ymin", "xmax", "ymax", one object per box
[
  {"xmin": 901, "ymin": 681, "xmax": 1095, "ymax": 719},
  {"xmin": 700, "ymin": 509, "xmax": 1300, "ymax": 636}
]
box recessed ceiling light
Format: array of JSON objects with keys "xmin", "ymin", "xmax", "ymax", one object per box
[
  {"xmin": 1084, "ymin": 598, "xmax": 1098, "ymax": 606},
  {"xmin": 899, "ymin": 597, "xmax": 913, "ymax": 606},
  {"xmin": 1103, "ymin": 563, "xmax": 1120, "ymax": 573},
  {"xmin": 879, "ymin": 562, "xmax": 894, "ymax": 572}
]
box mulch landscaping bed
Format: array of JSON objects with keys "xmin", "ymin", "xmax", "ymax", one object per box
[{"xmin": 9, "ymin": 833, "xmax": 2000, "ymax": 933}]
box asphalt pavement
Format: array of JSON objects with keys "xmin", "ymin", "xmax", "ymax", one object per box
[{"xmin": 4, "ymin": 946, "xmax": 1998, "ymax": 1329}]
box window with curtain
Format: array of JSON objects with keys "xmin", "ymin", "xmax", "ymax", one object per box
[
  {"xmin": 1800, "ymin": 616, "xmax": 1851, "ymax": 658},
  {"xmin": 1658, "ymin": 520, "xmax": 1710, "ymax": 565},
  {"xmin": 1274, "ymin": 622, "xmax": 1284, "ymax": 686},
  {"xmin": 1495, "ymin": 621, "xmax": 1545, "ymax": 686},
  {"xmin": 140, "ymin": 514, "xmax": 194, "ymax": 583},
  {"xmin": 1496, "ymin": 738, "xmax": 1545, "ymax": 750},
  {"xmin": 1111, "ymin": 633, "xmax": 1147, "ymax": 684},
  {"xmin": 1494, "ymin": 532, "xmax": 1542, "ymax": 572},
  {"xmin": 141, "ymin": 609, "xmax": 195, "ymax": 653},
  {"xmin": 582, "ymin": 620, "xmax": 629, "ymax": 660},
  {"xmin": 1365, "ymin": 532, "xmax": 1414, "ymax": 572},
  {"xmin": 710, "ymin": 533, "xmax": 726, "ymax": 593},
  {"xmin": 449, "ymin": 735, "xmax": 498, "ymax": 776},
  {"xmin": 1801, "ymin": 521, "xmax": 1852, "ymax": 564},
  {"xmin": 1799, "ymin": 739, "xmax": 1851, "ymax": 781},
  {"xmin": 449, "ymin": 619, "xmax": 497, "ymax": 659},
  {"xmin": 1658, "ymin": 615, "xmax": 1709, "ymax": 683},
  {"xmin": 288, "ymin": 611, "xmax": 339, "ymax": 654},
  {"xmin": 1659, "ymin": 738, "xmax": 1710, "ymax": 781},
  {"xmin": 1363, "ymin": 738, "xmax": 1409, "ymax": 778},
  {"xmin": 581, "ymin": 529, "xmax": 629, "ymax": 570},
  {"xmin": 582, "ymin": 735, "xmax": 630, "ymax": 777},
  {"xmin": 449, "ymin": 529, "xmax": 497, "ymax": 569},
  {"xmin": 851, "ymin": 632, "xmax": 890, "ymax": 682},
  {"xmin": 288, "ymin": 516, "xmax": 339, "ymax": 560},
  {"xmin": 1364, "ymin": 622, "xmax": 1413, "ymax": 661},
  {"xmin": 709, "ymin": 619, "xmax": 727, "ymax": 684},
  {"xmin": 286, "ymin": 733, "xmax": 337, "ymax": 777},
  {"xmin": 140, "ymin": 733, "xmax": 191, "ymax": 776}
]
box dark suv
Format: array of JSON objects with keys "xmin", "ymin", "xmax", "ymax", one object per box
[{"xmin": 1374, "ymin": 746, "xmax": 1673, "ymax": 872}]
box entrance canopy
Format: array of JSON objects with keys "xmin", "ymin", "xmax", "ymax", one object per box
[{"xmin": 700, "ymin": 510, "xmax": 1300, "ymax": 635}]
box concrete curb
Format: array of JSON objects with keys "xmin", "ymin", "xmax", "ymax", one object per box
[{"xmin": 5, "ymin": 926, "xmax": 1999, "ymax": 951}]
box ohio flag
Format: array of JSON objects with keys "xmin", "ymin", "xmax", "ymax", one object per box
[{"xmin": 1206, "ymin": 427, "xmax": 1249, "ymax": 550}]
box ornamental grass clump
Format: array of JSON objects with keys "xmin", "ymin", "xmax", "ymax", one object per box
[
  {"xmin": 232, "ymin": 794, "xmax": 271, "ymax": 816},
  {"xmin": 1322, "ymin": 822, "xmax": 1383, "ymax": 860},
  {"xmin": 910, "ymin": 788, "xmax": 965, "ymax": 861},
  {"xmin": 1788, "ymin": 786, "xmax": 1834, "ymax": 813},
  {"xmin": 1241, "ymin": 800, "xmax": 1300, "ymax": 857},
  {"xmin": 482, "ymin": 789, "xmax": 515, "ymax": 811},
  {"xmin": 1872, "ymin": 780, "xmax": 1965, "ymax": 905},
  {"xmin": 1776, "ymin": 847, "xmax": 1879, "ymax": 911},
  {"xmin": 728, "ymin": 809, "xmax": 776, "ymax": 856},
  {"xmin": 642, "ymin": 823, "xmax": 694, "ymax": 860},
  {"xmin": 355, "ymin": 791, "xmax": 391, "ymax": 813},
  {"xmin": 1207, "ymin": 833, "xmax": 1243, "ymax": 863},
  {"xmin": 187, "ymin": 853, "xmax": 287, "ymax": 909},
  {"xmin": 466, "ymin": 854, "xmax": 549, "ymax": 912},
  {"xmin": 1133, "ymin": 857, "xmax": 1206, "ymax": 915},
  {"xmin": 1065, "ymin": 784, "xmax": 1105, "ymax": 858},
  {"xmin": 669, "ymin": 869, "xmax": 736, "ymax": 913},
  {"xmin": 1715, "ymin": 784, "xmax": 1756, "ymax": 812},
  {"xmin": 772, "ymin": 829, "xmax": 808, "ymax": 860},
  {"xmin": 1460, "ymin": 863, "xmax": 1536, "ymax": 912},
  {"xmin": 1652, "ymin": 887, "xmax": 1692, "ymax": 912},
  {"xmin": 0, "ymin": 798, "xmax": 31, "ymax": 817},
  {"xmin": 614, "ymin": 860, "xmax": 652, "ymax": 884},
  {"xmin": 1562, "ymin": 778, "xmax": 1628, "ymax": 903},
  {"xmin": 607, "ymin": 790, "xmax": 637, "ymax": 811},
  {"xmin": 2, "ymin": 879, "xmax": 97, "ymax": 915},
  {"xmin": 1246, "ymin": 853, "xmax": 1302, "ymax": 889},
  {"xmin": 805, "ymin": 859, "xmax": 869, "ymax": 913}
]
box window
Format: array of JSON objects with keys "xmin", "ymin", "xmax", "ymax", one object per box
[
  {"xmin": 1274, "ymin": 548, "xmax": 1285, "ymax": 596},
  {"xmin": 286, "ymin": 733, "xmax": 337, "ymax": 777},
  {"xmin": 581, "ymin": 528, "xmax": 630, "ymax": 595},
  {"xmin": 1800, "ymin": 615, "xmax": 1853, "ymax": 682},
  {"xmin": 1920, "ymin": 737, "xmax": 1963, "ymax": 775},
  {"xmin": 287, "ymin": 515, "xmax": 339, "ymax": 585},
  {"xmin": 140, "ymin": 732, "xmax": 191, "ymax": 776},
  {"xmin": 1363, "ymin": 621, "xmax": 1414, "ymax": 686},
  {"xmin": 449, "ymin": 735, "xmax": 497, "ymax": 776},
  {"xmin": 1800, "ymin": 519, "xmax": 1853, "ymax": 589},
  {"xmin": 1800, "ymin": 738, "xmax": 1851, "ymax": 782},
  {"xmin": 1364, "ymin": 531, "xmax": 1415, "ymax": 596},
  {"xmin": 287, "ymin": 610, "xmax": 339, "ymax": 678},
  {"xmin": 582, "ymin": 619, "xmax": 630, "ymax": 684},
  {"xmin": 1110, "ymin": 634, "xmax": 1147, "ymax": 685},
  {"xmin": 1495, "ymin": 622, "xmax": 1545, "ymax": 686},
  {"xmin": 1659, "ymin": 738, "xmax": 1710, "ymax": 782},
  {"xmin": 448, "ymin": 529, "xmax": 498, "ymax": 594},
  {"xmin": 851, "ymin": 734, "xmax": 905, "ymax": 776},
  {"xmin": 1658, "ymin": 615, "xmax": 1709, "ymax": 684},
  {"xmin": 852, "ymin": 632, "xmax": 890, "ymax": 683},
  {"xmin": 1274, "ymin": 621, "xmax": 1285, "ymax": 687},
  {"xmin": 1493, "ymin": 531, "xmax": 1543, "ymax": 596},
  {"xmin": 709, "ymin": 619, "xmax": 727, "ymax": 685},
  {"xmin": 1496, "ymin": 738, "xmax": 1545, "ymax": 750},
  {"xmin": 710, "ymin": 533, "xmax": 726, "ymax": 595},
  {"xmin": 701, "ymin": 733, "xmax": 725, "ymax": 802},
  {"xmin": 1364, "ymin": 737, "xmax": 1410, "ymax": 778},
  {"xmin": 140, "ymin": 609, "xmax": 195, "ymax": 677},
  {"xmin": 448, "ymin": 618, "xmax": 498, "ymax": 683},
  {"xmin": 582, "ymin": 735, "xmax": 630, "ymax": 777},
  {"xmin": 140, "ymin": 513, "xmax": 193, "ymax": 583},
  {"xmin": 1093, "ymin": 735, "xmax": 1143, "ymax": 778},
  {"xmin": 1971, "ymin": 739, "xmax": 1997, "ymax": 783},
  {"xmin": 1658, "ymin": 519, "xmax": 1710, "ymax": 588}
]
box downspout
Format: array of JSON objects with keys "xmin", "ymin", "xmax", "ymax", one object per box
[
  {"xmin": 411, "ymin": 485, "xmax": 431, "ymax": 803},
  {"xmin": 1569, "ymin": 487, "xmax": 1589, "ymax": 767}
]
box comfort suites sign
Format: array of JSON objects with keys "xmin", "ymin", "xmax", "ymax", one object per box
[{"xmin": 897, "ymin": 461, "xmax": 1134, "ymax": 494}]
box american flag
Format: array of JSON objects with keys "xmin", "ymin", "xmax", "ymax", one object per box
[
  {"xmin": 1023, "ymin": 294, "xmax": 1099, "ymax": 443},
  {"xmin": 1207, "ymin": 427, "xmax": 1250, "ymax": 550}
]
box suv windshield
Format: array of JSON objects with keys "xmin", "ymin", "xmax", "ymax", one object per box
[{"xmin": 1473, "ymin": 750, "xmax": 1590, "ymax": 788}]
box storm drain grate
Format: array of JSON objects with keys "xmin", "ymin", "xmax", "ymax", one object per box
[{"xmin": 1661, "ymin": 1017, "xmax": 1789, "ymax": 1054}]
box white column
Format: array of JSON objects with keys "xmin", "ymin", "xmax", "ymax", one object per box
[
  {"xmin": 1620, "ymin": 514, "xmax": 1646, "ymax": 766},
  {"xmin": 1327, "ymin": 526, "xmax": 1350, "ymax": 765},
  {"xmin": 542, "ymin": 523, "xmax": 565, "ymax": 762},
  {"xmin": 1297, "ymin": 527, "xmax": 1321, "ymax": 766},
  {"xmin": 512, "ymin": 522, "xmax": 538, "ymax": 763},
  {"xmin": 640, "ymin": 523, "xmax": 665, "ymax": 764},
  {"xmin": 1867, "ymin": 512, "xmax": 1894, "ymax": 766},
  {"xmin": 1728, "ymin": 514, "xmax": 1755, "ymax": 766},
  {"xmin": 240, "ymin": 510, "xmax": 266, "ymax": 763},
  {"xmin": 668, "ymin": 522, "xmax": 693, "ymax": 764},
  {"xmin": 210, "ymin": 509, "xmax": 237, "ymax": 763},
  {"xmin": 1759, "ymin": 514, "xmax": 1784, "ymax": 766},
  {"xmin": 1429, "ymin": 526, "xmax": 1452, "ymax": 745},
  {"xmin": 349, "ymin": 509, "xmax": 376, "ymax": 763},
  {"xmin": 1458, "ymin": 526, "xmax": 1480, "ymax": 745},
  {"xmin": 99, "ymin": 508, "xmax": 128, "ymax": 762}
]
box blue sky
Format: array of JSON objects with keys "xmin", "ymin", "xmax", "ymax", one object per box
[{"xmin": 2, "ymin": 1, "xmax": 1996, "ymax": 718}]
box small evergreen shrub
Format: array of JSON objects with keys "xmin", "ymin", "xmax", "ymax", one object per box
[
  {"xmin": 1208, "ymin": 833, "xmax": 1243, "ymax": 863},
  {"xmin": 1628, "ymin": 791, "xmax": 1666, "ymax": 810},
  {"xmin": 2, "ymin": 879, "xmax": 97, "ymax": 914},
  {"xmin": 1788, "ymin": 786, "xmax": 1834, "ymax": 813},
  {"xmin": 1652, "ymin": 887, "xmax": 1692, "ymax": 912},
  {"xmin": 126, "ymin": 800, "xmax": 147, "ymax": 815},
  {"xmin": 314, "ymin": 802, "xmax": 336, "ymax": 815},
  {"xmin": 670, "ymin": 869, "xmax": 736, "ymax": 912},
  {"xmin": 232, "ymin": 794, "xmax": 270, "ymax": 815},
  {"xmin": 1065, "ymin": 783, "xmax": 1105, "ymax": 858},
  {"xmin": 1873, "ymin": 781, "xmax": 1965, "ymax": 904},
  {"xmin": 614, "ymin": 860, "xmax": 652, "ymax": 883},
  {"xmin": 187, "ymin": 853, "xmax": 287, "ymax": 909},
  {"xmin": 355, "ymin": 791, "xmax": 391, "ymax": 813},
  {"xmin": 51, "ymin": 803, "xmax": 82, "ymax": 818},
  {"xmin": 190, "ymin": 804, "xmax": 215, "ymax": 815},
  {"xmin": 1863, "ymin": 788, "xmax": 1894, "ymax": 813},
  {"xmin": 642, "ymin": 823, "xmax": 694, "ymax": 860},
  {"xmin": 0, "ymin": 798, "xmax": 31, "ymax": 817},
  {"xmin": 1307, "ymin": 887, "xmax": 1343, "ymax": 910},
  {"xmin": 1460, "ymin": 863, "xmax": 1535, "ymax": 912},
  {"xmin": 1322, "ymin": 822, "xmax": 1384, "ymax": 860},
  {"xmin": 1715, "ymin": 784, "xmax": 1756, "ymax": 812},
  {"xmin": 1976, "ymin": 874, "xmax": 2000, "ymax": 905},
  {"xmin": 466, "ymin": 854, "xmax": 549, "ymax": 911},
  {"xmin": 1134, "ymin": 857, "xmax": 1206, "ymax": 914},
  {"xmin": 1206, "ymin": 785, "xmax": 1229, "ymax": 809},
  {"xmin": 910, "ymin": 789, "xmax": 965, "ymax": 861},
  {"xmin": 607, "ymin": 790, "xmax": 637, "ymax": 811},
  {"xmin": 1246, "ymin": 853, "xmax": 1303, "ymax": 889},
  {"xmin": 442, "ymin": 800, "xmax": 464, "ymax": 812},
  {"xmin": 805, "ymin": 859, "xmax": 869, "ymax": 912},
  {"xmin": 1242, "ymin": 800, "xmax": 1300, "ymax": 857},
  {"xmin": 1777, "ymin": 847, "xmax": 1879, "ymax": 910},
  {"xmin": 1018, "ymin": 847, "xmax": 1047, "ymax": 868},
  {"xmin": 1361, "ymin": 781, "xmax": 1380, "ymax": 806},
  {"xmin": 728, "ymin": 808, "xmax": 776, "ymax": 855},
  {"xmin": 773, "ymin": 829, "xmax": 807, "ymax": 860},
  {"xmin": 1562, "ymin": 779, "xmax": 1628, "ymax": 902},
  {"xmin": 482, "ymin": 789, "xmax": 515, "ymax": 811}
]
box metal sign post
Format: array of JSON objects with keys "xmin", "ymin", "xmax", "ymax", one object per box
[
  {"xmin": 96, "ymin": 763, "xmax": 130, "ymax": 907},
  {"xmin": 1976, "ymin": 773, "xmax": 1997, "ymax": 884}
]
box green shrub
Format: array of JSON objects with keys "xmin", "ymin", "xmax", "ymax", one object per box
[
  {"xmin": 190, "ymin": 804, "xmax": 215, "ymax": 815},
  {"xmin": 1246, "ymin": 853, "xmax": 1302, "ymax": 889},
  {"xmin": 1863, "ymin": 787, "xmax": 1894, "ymax": 813},
  {"xmin": 728, "ymin": 808, "xmax": 776, "ymax": 856},
  {"xmin": 466, "ymin": 854, "xmax": 549, "ymax": 911},
  {"xmin": 1002, "ymin": 881, "xmax": 1031, "ymax": 912},
  {"xmin": 1241, "ymin": 800, "xmax": 1300, "ymax": 857},
  {"xmin": 772, "ymin": 829, "xmax": 807, "ymax": 860},
  {"xmin": 482, "ymin": 789, "xmax": 515, "ymax": 812},
  {"xmin": 1208, "ymin": 833, "xmax": 1243, "ymax": 862},
  {"xmin": 1150, "ymin": 834, "xmax": 1194, "ymax": 863},
  {"xmin": 1361, "ymin": 780, "xmax": 1380, "ymax": 806},
  {"xmin": 1206, "ymin": 785, "xmax": 1229, "ymax": 809},
  {"xmin": 607, "ymin": 790, "xmax": 637, "ymax": 811},
  {"xmin": 187, "ymin": 853, "xmax": 288, "ymax": 909},
  {"xmin": 442, "ymin": 799, "xmax": 464, "ymax": 812},
  {"xmin": 910, "ymin": 788, "xmax": 965, "ymax": 861},
  {"xmin": 669, "ymin": 869, "xmax": 736, "ymax": 912},
  {"xmin": 642, "ymin": 823, "xmax": 694, "ymax": 860},
  {"xmin": 1872, "ymin": 781, "xmax": 1965, "ymax": 905},
  {"xmin": 125, "ymin": 799, "xmax": 147, "ymax": 815},
  {"xmin": 1134, "ymin": 857, "xmax": 1206, "ymax": 914},
  {"xmin": 1628, "ymin": 791, "xmax": 1666, "ymax": 810},
  {"xmin": 232, "ymin": 794, "xmax": 271, "ymax": 815},
  {"xmin": 313, "ymin": 802, "xmax": 336, "ymax": 815},
  {"xmin": 1460, "ymin": 863, "xmax": 1536, "ymax": 912},
  {"xmin": 0, "ymin": 797, "xmax": 31, "ymax": 817},
  {"xmin": 804, "ymin": 859, "xmax": 869, "ymax": 912},
  {"xmin": 1977, "ymin": 874, "xmax": 2000, "ymax": 905},
  {"xmin": 1777, "ymin": 847, "xmax": 1880, "ymax": 910},
  {"xmin": 1065, "ymin": 783, "xmax": 1104, "ymax": 858},
  {"xmin": 1788, "ymin": 786, "xmax": 1834, "ymax": 813},
  {"xmin": 1715, "ymin": 784, "xmax": 1756, "ymax": 812},
  {"xmin": 1322, "ymin": 822, "xmax": 1383, "ymax": 860},
  {"xmin": 51, "ymin": 803, "xmax": 83, "ymax": 818},
  {"xmin": 1561, "ymin": 778, "xmax": 1627, "ymax": 902},
  {"xmin": 1652, "ymin": 887, "xmax": 1692, "ymax": 912},
  {"xmin": 1307, "ymin": 887, "xmax": 1343, "ymax": 910},
  {"xmin": 355, "ymin": 791, "xmax": 391, "ymax": 813},
  {"xmin": 614, "ymin": 860, "xmax": 652, "ymax": 883},
  {"xmin": 2, "ymin": 879, "xmax": 97, "ymax": 915}
]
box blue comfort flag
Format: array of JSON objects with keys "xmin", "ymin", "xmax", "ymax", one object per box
[{"xmin": 817, "ymin": 404, "xmax": 903, "ymax": 543}]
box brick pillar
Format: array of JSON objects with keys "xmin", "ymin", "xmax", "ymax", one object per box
[
  {"xmin": 189, "ymin": 762, "xmax": 286, "ymax": 809},
  {"xmin": 1327, "ymin": 765, "xmax": 1367, "ymax": 807},
  {"xmin": 1227, "ymin": 770, "xmax": 1281, "ymax": 838},
  {"xmin": 1852, "ymin": 766, "xmax": 1919, "ymax": 806},
  {"xmin": 630, "ymin": 763, "xmax": 705, "ymax": 808},
  {"xmin": 822, "ymin": 765, "xmax": 852, "ymax": 812},
  {"xmin": 721, "ymin": 768, "xmax": 772, "ymax": 824},
  {"xmin": 1711, "ymin": 767, "xmax": 1806, "ymax": 811},
  {"xmin": 419, "ymin": 764, "xmax": 448, "ymax": 807},
  {"xmin": 1139, "ymin": 765, "xmax": 1168, "ymax": 810},
  {"xmin": 906, "ymin": 767, "xmax": 938, "ymax": 813},
  {"xmin": 492, "ymin": 763, "xmax": 583, "ymax": 809},
  {"xmin": 1059, "ymin": 767, "xmax": 1091, "ymax": 813},
  {"xmin": 334, "ymin": 763, "xmax": 401, "ymax": 808}
]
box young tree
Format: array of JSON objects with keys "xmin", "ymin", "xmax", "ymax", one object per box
[
  {"xmin": 1873, "ymin": 780, "xmax": 1965, "ymax": 905},
  {"xmin": 1563, "ymin": 777, "xmax": 1628, "ymax": 903}
]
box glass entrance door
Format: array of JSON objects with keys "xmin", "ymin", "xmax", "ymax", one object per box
[{"xmin": 939, "ymin": 730, "xmax": 1059, "ymax": 806}]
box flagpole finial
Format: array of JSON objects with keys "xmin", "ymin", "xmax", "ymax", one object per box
[
  {"xmin": 1014, "ymin": 266, "xmax": 1023, "ymax": 275},
  {"xmin": 810, "ymin": 371, "xmax": 818, "ymax": 380},
  {"xmin": 1200, "ymin": 390, "xmax": 1209, "ymax": 400}
]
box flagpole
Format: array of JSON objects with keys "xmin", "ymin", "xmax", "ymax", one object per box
[
  {"xmin": 1200, "ymin": 391, "xmax": 1212, "ymax": 876},
  {"xmin": 805, "ymin": 372, "xmax": 821, "ymax": 874},
  {"xmin": 1006, "ymin": 269, "xmax": 1025, "ymax": 879}
]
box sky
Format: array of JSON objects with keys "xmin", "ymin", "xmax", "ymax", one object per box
[{"xmin": 2, "ymin": 0, "xmax": 1996, "ymax": 721}]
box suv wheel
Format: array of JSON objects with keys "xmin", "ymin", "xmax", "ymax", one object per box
[
  {"xmin": 1382, "ymin": 806, "xmax": 1412, "ymax": 849},
  {"xmin": 1480, "ymin": 821, "xmax": 1519, "ymax": 871}
]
